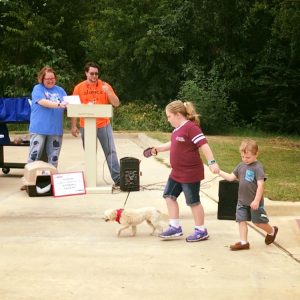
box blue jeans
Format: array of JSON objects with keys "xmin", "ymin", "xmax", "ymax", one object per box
[
  {"xmin": 236, "ymin": 203, "xmax": 269, "ymax": 224},
  {"xmin": 163, "ymin": 177, "xmax": 201, "ymax": 206},
  {"xmin": 80, "ymin": 124, "xmax": 120, "ymax": 184},
  {"xmin": 28, "ymin": 134, "xmax": 63, "ymax": 167}
]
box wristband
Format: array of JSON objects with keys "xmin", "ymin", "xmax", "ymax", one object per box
[
  {"xmin": 208, "ymin": 159, "xmax": 216, "ymax": 166},
  {"xmin": 58, "ymin": 102, "xmax": 61, "ymax": 107}
]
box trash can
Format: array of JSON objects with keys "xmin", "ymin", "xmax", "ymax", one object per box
[
  {"xmin": 217, "ymin": 180, "xmax": 239, "ymax": 220},
  {"xmin": 120, "ymin": 157, "xmax": 140, "ymax": 191}
]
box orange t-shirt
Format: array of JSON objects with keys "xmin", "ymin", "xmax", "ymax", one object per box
[{"xmin": 72, "ymin": 80, "xmax": 116, "ymax": 128}]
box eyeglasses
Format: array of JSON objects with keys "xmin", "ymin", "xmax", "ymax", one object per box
[
  {"xmin": 44, "ymin": 77, "xmax": 56, "ymax": 81},
  {"xmin": 89, "ymin": 72, "xmax": 99, "ymax": 76}
]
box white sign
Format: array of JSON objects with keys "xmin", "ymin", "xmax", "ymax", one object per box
[
  {"xmin": 63, "ymin": 95, "xmax": 81, "ymax": 104},
  {"xmin": 51, "ymin": 172, "xmax": 86, "ymax": 197}
]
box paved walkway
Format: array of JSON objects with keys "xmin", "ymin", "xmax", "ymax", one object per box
[{"xmin": 0, "ymin": 133, "xmax": 300, "ymax": 300}]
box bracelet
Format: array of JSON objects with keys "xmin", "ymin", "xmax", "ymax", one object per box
[
  {"xmin": 58, "ymin": 103, "xmax": 61, "ymax": 107},
  {"xmin": 208, "ymin": 159, "xmax": 216, "ymax": 166}
]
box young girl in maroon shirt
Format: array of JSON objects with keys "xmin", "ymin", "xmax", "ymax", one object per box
[{"xmin": 152, "ymin": 100, "xmax": 219, "ymax": 242}]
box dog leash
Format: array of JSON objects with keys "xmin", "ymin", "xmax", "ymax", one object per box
[
  {"xmin": 120, "ymin": 147, "xmax": 156, "ymax": 209},
  {"xmin": 122, "ymin": 191, "xmax": 130, "ymax": 209}
]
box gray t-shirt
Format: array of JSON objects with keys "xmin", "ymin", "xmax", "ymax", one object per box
[{"xmin": 233, "ymin": 160, "xmax": 265, "ymax": 206}]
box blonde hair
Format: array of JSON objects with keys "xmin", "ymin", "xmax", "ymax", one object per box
[
  {"xmin": 37, "ymin": 66, "xmax": 56, "ymax": 83},
  {"xmin": 239, "ymin": 138, "xmax": 258, "ymax": 155},
  {"xmin": 166, "ymin": 100, "xmax": 200, "ymax": 125}
]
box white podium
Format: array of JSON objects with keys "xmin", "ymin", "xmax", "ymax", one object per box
[{"xmin": 67, "ymin": 104, "xmax": 113, "ymax": 194}]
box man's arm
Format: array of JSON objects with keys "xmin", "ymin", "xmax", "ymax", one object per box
[{"xmin": 103, "ymin": 83, "xmax": 120, "ymax": 107}]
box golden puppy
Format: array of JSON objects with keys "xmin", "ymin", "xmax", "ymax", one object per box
[{"xmin": 103, "ymin": 207, "xmax": 168, "ymax": 237}]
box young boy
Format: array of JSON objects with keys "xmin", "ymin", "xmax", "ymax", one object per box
[{"xmin": 218, "ymin": 139, "xmax": 278, "ymax": 250}]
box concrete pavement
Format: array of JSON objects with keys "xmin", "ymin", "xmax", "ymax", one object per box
[{"xmin": 0, "ymin": 132, "xmax": 300, "ymax": 300}]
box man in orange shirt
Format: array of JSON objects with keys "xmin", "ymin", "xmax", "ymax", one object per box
[{"xmin": 71, "ymin": 62, "xmax": 121, "ymax": 186}]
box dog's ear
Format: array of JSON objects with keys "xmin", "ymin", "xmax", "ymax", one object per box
[{"xmin": 110, "ymin": 210, "xmax": 117, "ymax": 220}]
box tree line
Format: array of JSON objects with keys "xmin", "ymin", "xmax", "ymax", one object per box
[{"xmin": 0, "ymin": 0, "xmax": 299, "ymax": 134}]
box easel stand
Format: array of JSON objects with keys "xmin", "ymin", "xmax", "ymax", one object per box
[{"xmin": 67, "ymin": 104, "xmax": 113, "ymax": 194}]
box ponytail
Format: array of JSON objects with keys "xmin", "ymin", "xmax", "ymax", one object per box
[{"xmin": 166, "ymin": 100, "xmax": 200, "ymax": 126}]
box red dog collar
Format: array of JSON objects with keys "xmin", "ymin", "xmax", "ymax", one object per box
[{"xmin": 115, "ymin": 209, "xmax": 123, "ymax": 224}]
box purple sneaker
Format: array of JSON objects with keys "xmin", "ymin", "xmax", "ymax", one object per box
[
  {"xmin": 160, "ymin": 225, "xmax": 183, "ymax": 239},
  {"xmin": 186, "ymin": 228, "xmax": 209, "ymax": 242}
]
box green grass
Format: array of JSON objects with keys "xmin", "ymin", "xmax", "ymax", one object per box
[{"xmin": 147, "ymin": 132, "xmax": 300, "ymax": 202}]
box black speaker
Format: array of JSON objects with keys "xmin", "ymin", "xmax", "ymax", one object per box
[
  {"xmin": 217, "ymin": 180, "xmax": 239, "ymax": 220},
  {"xmin": 120, "ymin": 157, "xmax": 140, "ymax": 191}
]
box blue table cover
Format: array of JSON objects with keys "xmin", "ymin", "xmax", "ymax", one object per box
[{"xmin": 0, "ymin": 97, "xmax": 31, "ymax": 123}]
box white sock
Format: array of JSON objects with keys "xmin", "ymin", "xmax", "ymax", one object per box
[
  {"xmin": 195, "ymin": 225, "xmax": 206, "ymax": 231},
  {"xmin": 240, "ymin": 240, "xmax": 248, "ymax": 245},
  {"xmin": 169, "ymin": 219, "xmax": 180, "ymax": 228}
]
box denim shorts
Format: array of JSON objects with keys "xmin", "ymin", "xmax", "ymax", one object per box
[
  {"xmin": 163, "ymin": 177, "xmax": 200, "ymax": 206},
  {"xmin": 236, "ymin": 203, "xmax": 269, "ymax": 224}
]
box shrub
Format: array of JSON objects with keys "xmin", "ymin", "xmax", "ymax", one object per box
[
  {"xmin": 113, "ymin": 102, "xmax": 170, "ymax": 132},
  {"xmin": 178, "ymin": 79, "xmax": 237, "ymax": 134}
]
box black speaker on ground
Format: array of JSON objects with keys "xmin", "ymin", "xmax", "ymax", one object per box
[
  {"xmin": 218, "ymin": 180, "xmax": 239, "ymax": 220},
  {"xmin": 120, "ymin": 157, "xmax": 140, "ymax": 191}
]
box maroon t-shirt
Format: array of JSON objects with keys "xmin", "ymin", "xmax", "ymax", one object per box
[{"xmin": 169, "ymin": 120, "xmax": 207, "ymax": 183}]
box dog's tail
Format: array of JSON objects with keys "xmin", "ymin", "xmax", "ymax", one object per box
[{"xmin": 156, "ymin": 210, "xmax": 169, "ymax": 222}]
